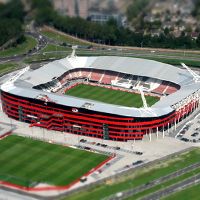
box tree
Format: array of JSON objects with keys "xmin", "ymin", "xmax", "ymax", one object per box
[
  {"xmin": 0, "ymin": 0, "xmax": 24, "ymax": 22},
  {"xmin": 31, "ymin": 0, "xmax": 52, "ymax": 10},
  {"xmin": 30, "ymin": 0, "xmax": 199, "ymax": 50},
  {"xmin": 126, "ymin": 0, "xmax": 149, "ymax": 21},
  {"xmin": 0, "ymin": 0, "xmax": 24, "ymax": 47},
  {"xmin": 0, "ymin": 18, "xmax": 23, "ymax": 46},
  {"xmin": 164, "ymin": 28, "xmax": 170, "ymax": 36},
  {"xmin": 196, "ymin": 34, "xmax": 200, "ymax": 48},
  {"xmin": 35, "ymin": 7, "xmax": 55, "ymax": 25}
]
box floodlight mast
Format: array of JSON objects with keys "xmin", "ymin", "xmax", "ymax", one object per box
[
  {"xmin": 70, "ymin": 45, "xmax": 78, "ymax": 58},
  {"xmin": 138, "ymin": 87, "xmax": 148, "ymax": 109},
  {"xmin": 4, "ymin": 66, "xmax": 30, "ymax": 85},
  {"xmin": 181, "ymin": 63, "xmax": 200, "ymax": 82},
  {"xmin": 137, "ymin": 86, "xmax": 157, "ymax": 117}
]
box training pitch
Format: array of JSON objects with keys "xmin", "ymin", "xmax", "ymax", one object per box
[
  {"xmin": 65, "ymin": 84, "xmax": 159, "ymax": 108},
  {"xmin": 0, "ymin": 135, "xmax": 108, "ymax": 187}
]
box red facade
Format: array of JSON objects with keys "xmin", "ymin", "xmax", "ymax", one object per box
[{"xmin": 1, "ymin": 91, "xmax": 198, "ymax": 141}]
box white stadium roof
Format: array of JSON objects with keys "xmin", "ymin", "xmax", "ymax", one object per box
[{"xmin": 1, "ymin": 56, "xmax": 200, "ymax": 118}]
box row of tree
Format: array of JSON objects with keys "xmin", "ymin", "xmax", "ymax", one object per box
[
  {"xmin": 192, "ymin": 0, "xmax": 200, "ymax": 18},
  {"xmin": 33, "ymin": 0, "xmax": 200, "ymax": 50},
  {"xmin": 1, "ymin": 0, "xmax": 199, "ymax": 50},
  {"xmin": 126, "ymin": 0, "xmax": 149, "ymax": 22},
  {"xmin": 0, "ymin": 0, "xmax": 24, "ymax": 47}
]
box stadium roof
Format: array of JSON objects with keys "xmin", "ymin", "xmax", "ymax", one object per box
[
  {"xmin": 18, "ymin": 56, "xmax": 193, "ymax": 86},
  {"xmin": 1, "ymin": 56, "xmax": 200, "ymax": 118}
]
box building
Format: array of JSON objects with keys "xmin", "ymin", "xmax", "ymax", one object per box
[
  {"xmin": 52, "ymin": 0, "xmax": 129, "ymax": 25},
  {"xmin": 1, "ymin": 55, "xmax": 200, "ymax": 141},
  {"xmin": 52, "ymin": 0, "xmax": 89, "ymax": 18},
  {"xmin": 87, "ymin": 10, "xmax": 122, "ymax": 25}
]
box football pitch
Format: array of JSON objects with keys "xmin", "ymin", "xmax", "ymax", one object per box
[
  {"xmin": 65, "ymin": 84, "xmax": 159, "ymax": 108},
  {"xmin": 0, "ymin": 135, "xmax": 108, "ymax": 187}
]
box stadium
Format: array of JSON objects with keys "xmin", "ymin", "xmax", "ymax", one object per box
[{"xmin": 1, "ymin": 51, "xmax": 200, "ymax": 141}]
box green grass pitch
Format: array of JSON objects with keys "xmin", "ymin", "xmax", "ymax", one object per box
[
  {"xmin": 65, "ymin": 84, "xmax": 159, "ymax": 108},
  {"xmin": 0, "ymin": 135, "xmax": 108, "ymax": 187}
]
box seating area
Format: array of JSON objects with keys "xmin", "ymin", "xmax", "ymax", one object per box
[
  {"xmin": 59, "ymin": 69, "xmax": 127, "ymax": 85},
  {"xmin": 90, "ymin": 70, "xmax": 102, "ymax": 82},
  {"xmin": 101, "ymin": 71, "xmax": 118, "ymax": 84},
  {"xmin": 82, "ymin": 70, "xmax": 91, "ymax": 79},
  {"xmin": 70, "ymin": 71, "xmax": 79, "ymax": 79},
  {"xmin": 152, "ymin": 83, "xmax": 168, "ymax": 94},
  {"xmin": 33, "ymin": 68, "xmax": 180, "ymax": 97},
  {"xmin": 165, "ymin": 83, "xmax": 179, "ymax": 95},
  {"xmin": 152, "ymin": 81, "xmax": 179, "ymax": 95},
  {"xmin": 33, "ymin": 79, "xmax": 62, "ymax": 93}
]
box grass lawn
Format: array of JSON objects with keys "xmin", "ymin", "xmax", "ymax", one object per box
[
  {"xmin": 77, "ymin": 52, "xmax": 200, "ymax": 68},
  {"xmin": 41, "ymin": 28, "xmax": 200, "ymax": 68},
  {"xmin": 141, "ymin": 56, "xmax": 200, "ymax": 68},
  {"xmin": 64, "ymin": 148, "xmax": 200, "ymax": 200},
  {"xmin": 41, "ymin": 29, "xmax": 92, "ymax": 46},
  {"xmin": 0, "ymin": 135, "xmax": 108, "ymax": 187},
  {"xmin": 65, "ymin": 84, "xmax": 159, "ymax": 108},
  {"xmin": 23, "ymin": 53, "xmax": 66, "ymax": 63},
  {"xmin": 127, "ymin": 167, "xmax": 200, "ymax": 200},
  {"xmin": 0, "ymin": 62, "xmax": 20, "ymax": 75},
  {"xmin": 74, "ymin": 50, "xmax": 200, "ymax": 68},
  {"xmin": 0, "ymin": 36, "xmax": 37, "ymax": 58},
  {"xmin": 40, "ymin": 44, "xmax": 70, "ymax": 53},
  {"xmin": 25, "ymin": 43, "xmax": 200, "ymax": 68},
  {"xmin": 163, "ymin": 183, "xmax": 200, "ymax": 200}
]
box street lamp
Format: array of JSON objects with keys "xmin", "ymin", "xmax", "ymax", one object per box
[
  {"xmin": 141, "ymin": 41, "xmax": 144, "ymax": 48},
  {"xmin": 183, "ymin": 44, "xmax": 186, "ymax": 57}
]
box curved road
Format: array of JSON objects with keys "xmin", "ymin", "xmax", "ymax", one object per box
[{"xmin": 0, "ymin": 31, "xmax": 48, "ymax": 64}]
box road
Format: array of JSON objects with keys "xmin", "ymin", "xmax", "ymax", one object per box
[
  {"xmin": 41, "ymin": 26, "xmax": 200, "ymax": 62},
  {"xmin": 40, "ymin": 49, "xmax": 200, "ymax": 62},
  {"xmin": 0, "ymin": 31, "xmax": 48, "ymax": 63},
  {"xmin": 106, "ymin": 162, "xmax": 200, "ymax": 200},
  {"xmin": 0, "ymin": 188, "xmax": 40, "ymax": 200},
  {"xmin": 141, "ymin": 174, "xmax": 200, "ymax": 200},
  {"xmin": 1, "ymin": 26, "xmax": 200, "ymax": 69}
]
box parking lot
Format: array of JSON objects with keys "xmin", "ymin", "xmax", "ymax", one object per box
[{"xmin": 176, "ymin": 113, "xmax": 200, "ymax": 143}]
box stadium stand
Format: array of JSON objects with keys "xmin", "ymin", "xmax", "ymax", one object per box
[
  {"xmin": 34, "ymin": 68, "xmax": 180, "ymax": 97},
  {"xmin": 101, "ymin": 71, "xmax": 118, "ymax": 84},
  {"xmin": 152, "ymin": 81, "xmax": 179, "ymax": 95},
  {"xmin": 1, "ymin": 55, "xmax": 199, "ymax": 141},
  {"xmin": 90, "ymin": 70, "xmax": 102, "ymax": 82}
]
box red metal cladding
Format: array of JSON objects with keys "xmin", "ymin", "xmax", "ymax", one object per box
[{"xmin": 2, "ymin": 91, "xmax": 196, "ymax": 141}]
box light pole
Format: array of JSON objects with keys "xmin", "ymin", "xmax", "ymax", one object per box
[
  {"xmin": 141, "ymin": 41, "xmax": 144, "ymax": 48},
  {"xmin": 183, "ymin": 44, "xmax": 186, "ymax": 57},
  {"xmin": 10, "ymin": 117, "xmax": 13, "ymax": 129},
  {"xmin": 78, "ymin": 134, "xmax": 80, "ymax": 146},
  {"xmin": 42, "ymin": 128, "xmax": 45, "ymax": 141},
  {"xmin": 31, "ymin": 127, "xmax": 33, "ymax": 138}
]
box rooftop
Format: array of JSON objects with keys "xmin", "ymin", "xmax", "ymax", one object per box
[{"xmin": 1, "ymin": 56, "xmax": 200, "ymax": 118}]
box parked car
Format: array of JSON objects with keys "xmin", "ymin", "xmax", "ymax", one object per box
[
  {"xmin": 114, "ymin": 146, "xmax": 120, "ymax": 150},
  {"xmin": 135, "ymin": 151, "xmax": 143, "ymax": 155},
  {"xmin": 181, "ymin": 138, "xmax": 189, "ymax": 142},
  {"xmin": 80, "ymin": 176, "xmax": 87, "ymax": 182},
  {"xmin": 80, "ymin": 139, "xmax": 87, "ymax": 143},
  {"xmin": 132, "ymin": 160, "xmax": 143, "ymax": 165},
  {"xmin": 191, "ymin": 132, "xmax": 199, "ymax": 137},
  {"xmin": 84, "ymin": 147, "xmax": 91, "ymax": 150}
]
